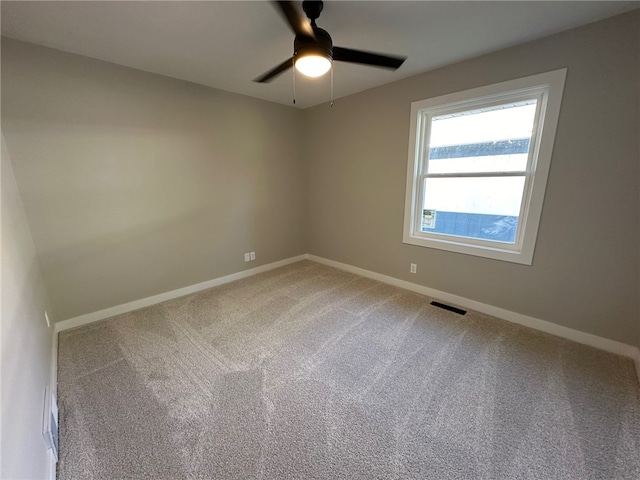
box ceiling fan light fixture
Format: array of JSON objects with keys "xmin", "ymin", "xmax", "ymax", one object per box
[
  {"xmin": 295, "ymin": 53, "xmax": 332, "ymax": 77},
  {"xmin": 254, "ymin": 1, "xmax": 406, "ymax": 85}
]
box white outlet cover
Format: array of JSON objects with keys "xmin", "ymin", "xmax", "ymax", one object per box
[{"xmin": 244, "ymin": 253, "xmax": 251, "ymax": 262}]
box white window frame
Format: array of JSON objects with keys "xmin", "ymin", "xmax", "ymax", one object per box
[{"xmin": 403, "ymin": 69, "xmax": 566, "ymax": 265}]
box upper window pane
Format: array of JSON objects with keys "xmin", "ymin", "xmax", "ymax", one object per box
[{"xmin": 426, "ymin": 100, "xmax": 537, "ymax": 174}]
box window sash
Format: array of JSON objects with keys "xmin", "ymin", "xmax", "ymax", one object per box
[
  {"xmin": 419, "ymin": 92, "xmax": 544, "ymax": 176},
  {"xmin": 413, "ymin": 172, "xmax": 531, "ymax": 250},
  {"xmin": 411, "ymin": 91, "xmax": 544, "ymax": 252}
]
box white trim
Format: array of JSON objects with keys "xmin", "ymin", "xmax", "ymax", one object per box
[
  {"xmin": 50, "ymin": 330, "xmax": 58, "ymax": 394},
  {"xmin": 307, "ymin": 255, "xmax": 640, "ymax": 369},
  {"xmin": 403, "ymin": 68, "xmax": 567, "ymax": 265},
  {"xmin": 55, "ymin": 255, "xmax": 307, "ymax": 333},
  {"xmin": 49, "ymin": 328, "xmax": 58, "ymax": 479},
  {"xmin": 48, "ymin": 449, "xmax": 56, "ymax": 480}
]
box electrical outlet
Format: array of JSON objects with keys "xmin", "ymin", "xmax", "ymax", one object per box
[
  {"xmin": 250, "ymin": 251, "xmax": 255, "ymax": 261},
  {"xmin": 244, "ymin": 252, "xmax": 251, "ymax": 262},
  {"xmin": 410, "ymin": 263, "xmax": 417, "ymax": 274},
  {"xmin": 44, "ymin": 311, "xmax": 50, "ymax": 328}
]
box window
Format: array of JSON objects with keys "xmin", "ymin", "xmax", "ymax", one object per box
[{"xmin": 403, "ymin": 69, "xmax": 566, "ymax": 264}]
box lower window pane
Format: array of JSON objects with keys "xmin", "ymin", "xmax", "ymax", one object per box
[{"xmin": 421, "ymin": 176, "xmax": 525, "ymax": 244}]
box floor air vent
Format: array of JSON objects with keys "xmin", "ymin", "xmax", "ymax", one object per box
[{"xmin": 430, "ymin": 301, "xmax": 467, "ymax": 315}]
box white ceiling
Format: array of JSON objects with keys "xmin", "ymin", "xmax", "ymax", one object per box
[{"xmin": 2, "ymin": 1, "xmax": 638, "ymax": 109}]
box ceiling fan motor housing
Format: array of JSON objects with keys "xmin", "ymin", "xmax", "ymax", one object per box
[
  {"xmin": 302, "ymin": 1, "xmax": 324, "ymax": 22},
  {"xmin": 294, "ymin": 27, "xmax": 333, "ymax": 61}
]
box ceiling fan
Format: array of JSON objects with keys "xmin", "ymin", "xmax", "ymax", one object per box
[{"xmin": 254, "ymin": 1, "xmax": 407, "ymax": 83}]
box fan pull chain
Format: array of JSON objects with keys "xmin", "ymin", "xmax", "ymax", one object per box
[
  {"xmin": 330, "ymin": 65, "xmax": 334, "ymax": 107},
  {"xmin": 292, "ymin": 62, "xmax": 296, "ymax": 105}
]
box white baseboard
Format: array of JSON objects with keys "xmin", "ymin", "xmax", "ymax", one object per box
[
  {"xmin": 308, "ymin": 254, "xmax": 640, "ymax": 378},
  {"xmin": 48, "ymin": 447, "xmax": 57, "ymax": 480},
  {"xmin": 53, "ymin": 252, "xmax": 640, "ymax": 385},
  {"xmin": 49, "ymin": 327, "xmax": 59, "ymax": 479},
  {"xmin": 50, "ymin": 329, "xmax": 58, "ymax": 394},
  {"xmin": 55, "ymin": 255, "xmax": 307, "ymax": 333}
]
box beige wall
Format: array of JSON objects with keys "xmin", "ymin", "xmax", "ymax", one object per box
[
  {"xmin": 305, "ymin": 11, "xmax": 640, "ymax": 347},
  {"xmin": 1, "ymin": 134, "xmax": 54, "ymax": 479},
  {"xmin": 2, "ymin": 11, "xmax": 639, "ymax": 350},
  {"xmin": 1, "ymin": 39, "xmax": 306, "ymax": 321}
]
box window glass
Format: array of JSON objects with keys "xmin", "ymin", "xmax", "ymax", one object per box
[
  {"xmin": 421, "ymin": 176, "xmax": 526, "ymax": 243},
  {"xmin": 427, "ymin": 101, "xmax": 536, "ymax": 174}
]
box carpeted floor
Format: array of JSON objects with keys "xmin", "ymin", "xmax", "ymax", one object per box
[{"xmin": 57, "ymin": 260, "xmax": 640, "ymax": 479}]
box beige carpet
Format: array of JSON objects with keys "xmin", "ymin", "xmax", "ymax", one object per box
[{"xmin": 57, "ymin": 260, "xmax": 640, "ymax": 479}]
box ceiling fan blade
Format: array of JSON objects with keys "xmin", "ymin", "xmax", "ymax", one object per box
[
  {"xmin": 333, "ymin": 46, "xmax": 406, "ymax": 70},
  {"xmin": 253, "ymin": 57, "xmax": 294, "ymax": 83},
  {"xmin": 273, "ymin": 1, "xmax": 314, "ymax": 38}
]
